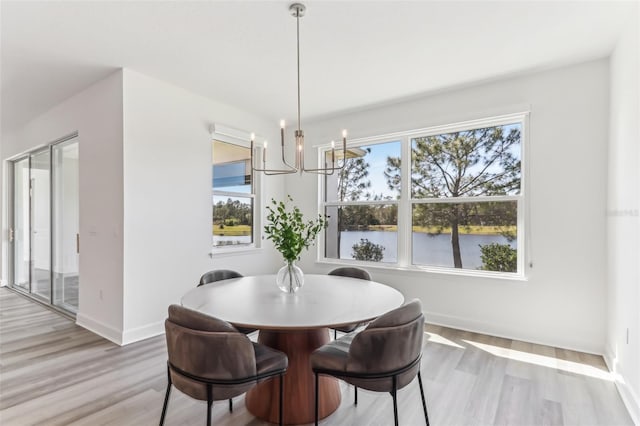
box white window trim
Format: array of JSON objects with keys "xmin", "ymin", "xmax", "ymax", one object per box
[
  {"xmin": 209, "ymin": 124, "xmax": 263, "ymax": 256},
  {"xmin": 317, "ymin": 112, "xmax": 529, "ymax": 279}
]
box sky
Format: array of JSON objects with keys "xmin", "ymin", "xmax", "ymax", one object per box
[
  {"xmin": 358, "ymin": 140, "xmax": 401, "ymax": 199},
  {"xmin": 355, "ymin": 123, "xmax": 522, "ymax": 199}
]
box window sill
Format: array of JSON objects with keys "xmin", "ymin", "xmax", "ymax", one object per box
[
  {"xmin": 210, "ymin": 246, "xmax": 263, "ymax": 258},
  {"xmin": 315, "ymin": 258, "xmax": 529, "ymax": 282}
]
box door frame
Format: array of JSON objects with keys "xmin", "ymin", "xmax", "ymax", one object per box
[{"xmin": 8, "ymin": 132, "xmax": 79, "ymax": 316}]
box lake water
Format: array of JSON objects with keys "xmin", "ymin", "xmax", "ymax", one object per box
[
  {"xmin": 214, "ymin": 231, "xmax": 516, "ymax": 270},
  {"xmin": 339, "ymin": 231, "xmax": 516, "ymax": 269}
]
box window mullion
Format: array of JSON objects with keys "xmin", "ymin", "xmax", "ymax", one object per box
[{"xmin": 397, "ymin": 136, "xmax": 411, "ymax": 268}]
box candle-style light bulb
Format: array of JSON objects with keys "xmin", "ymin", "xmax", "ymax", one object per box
[
  {"xmin": 264, "ymin": 141, "xmax": 268, "ymax": 149},
  {"xmin": 250, "ymin": 132, "xmax": 255, "ymax": 142},
  {"xmin": 331, "ymin": 140, "xmax": 335, "ymax": 149},
  {"xmin": 280, "ymin": 120, "xmax": 285, "ymax": 129},
  {"xmin": 342, "ymin": 129, "xmax": 347, "ymax": 138}
]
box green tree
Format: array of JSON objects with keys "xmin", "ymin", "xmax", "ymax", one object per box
[
  {"xmin": 336, "ymin": 148, "xmax": 372, "ymax": 202},
  {"xmin": 386, "ymin": 125, "xmax": 520, "ymax": 269},
  {"xmin": 352, "ymin": 238, "xmax": 385, "ymax": 262},
  {"xmin": 334, "ymin": 148, "xmax": 374, "ymax": 229},
  {"xmin": 479, "ymin": 243, "xmax": 517, "ymax": 272},
  {"xmin": 213, "ymin": 198, "xmax": 252, "ymax": 228}
]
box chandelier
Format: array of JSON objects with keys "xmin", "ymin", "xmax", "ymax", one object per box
[{"xmin": 250, "ymin": 2, "xmax": 347, "ymax": 175}]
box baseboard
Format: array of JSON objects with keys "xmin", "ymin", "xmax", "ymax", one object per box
[
  {"xmin": 76, "ymin": 313, "xmax": 164, "ymax": 346},
  {"xmin": 121, "ymin": 320, "xmax": 165, "ymax": 345},
  {"xmin": 426, "ymin": 311, "xmax": 603, "ymax": 355},
  {"xmin": 604, "ymin": 349, "xmax": 640, "ymax": 425},
  {"xmin": 76, "ymin": 313, "xmax": 123, "ymax": 346}
]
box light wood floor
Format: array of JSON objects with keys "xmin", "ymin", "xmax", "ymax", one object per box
[{"xmin": 0, "ymin": 287, "xmax": 632, "ymax": 425}]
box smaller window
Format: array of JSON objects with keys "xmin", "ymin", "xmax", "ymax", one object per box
[
  {"xmin": 324, "ymin": 140, "xmax": 401, "ymax": 263},
  {"xmin": 212, "ymin": 140, "xmax": 254, "ymax": 247}
]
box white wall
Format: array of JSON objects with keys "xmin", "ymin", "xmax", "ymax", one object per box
[
  {"xmin": 288, "ymin": 59, "xmax": 610, "ymax": 355},
  {"xmin": 121, "ymin": 69, "xmax": 283, "ymax": 344},
  {"xmin": 1, "ymin": 69, "xmax": 284, "ymax": 345},
  {"xmin": 606, "ymin": 10, "xmax": 640, "ymax": 424},
  {"xmin": 1, "ymin": 71, "xmax": 125, "ymax": 342}
]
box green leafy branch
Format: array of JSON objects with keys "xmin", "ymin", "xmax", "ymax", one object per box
[{"xmin": 264, "ymin": 195, "xmax": 328, "ymax": 263}]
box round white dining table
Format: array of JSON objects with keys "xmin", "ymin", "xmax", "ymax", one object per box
[{"xmin": 181, "ymin": 274, "xmax": 404, "ymax": 425}]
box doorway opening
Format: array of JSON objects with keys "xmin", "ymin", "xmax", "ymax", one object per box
[{"xmin": 9, "ymin": 134, "xmax": 79, "ymax": 314}]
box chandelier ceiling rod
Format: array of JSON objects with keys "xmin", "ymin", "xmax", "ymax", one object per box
[{"xmin": 250, "ymin": 2, "xmax": 348, "ymax": 176}]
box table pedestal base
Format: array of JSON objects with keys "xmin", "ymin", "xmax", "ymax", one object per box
[{"xmin": 246, "ymin": 328, "xmax": 341, "ymax": 425}]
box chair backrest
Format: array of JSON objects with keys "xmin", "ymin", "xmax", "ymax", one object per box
[
  {"xmin": 165, "ymin": 304, "xmax": 256, "ymax": 381},
  {"xmin": 328, "ymin": 267, "xmax": 371, "ymax": 281},
  {"xmin": 198, "ymin": 269, "xmax": 243, "ymax": 287},
  {"xmin": 347, "ymin": 299, "xmax": 424, "ymax": 374}
]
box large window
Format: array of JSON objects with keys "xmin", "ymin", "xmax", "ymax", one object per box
[
  {"xmin": 322, "ymin": 114, "xmax": 525, "ymax": 276},
  {"xmin": 212, "ymin": 140, "xmax": 254, "ymax": 247}
]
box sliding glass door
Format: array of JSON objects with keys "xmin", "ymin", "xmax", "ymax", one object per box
[
  {"xmin": 30, "ymin": 149, "xmax": 52, "ymax": 301},
  {"xmin": 52, "ymin": 139, "xmax": 79, "ymax": 312},
  {"xmin": 12, "ymin": 157, "xmax": 30, "ymax": 291},
  {"xmin": 10, "ymin": 136, "xmax": 79, "ymax": 314}
]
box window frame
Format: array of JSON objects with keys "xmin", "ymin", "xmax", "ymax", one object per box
[
  {"xmin": 318, "ymin": 112, "xmax": 529, "ymax": 279},
  {"xmin": 210, "ymin": 124, "xmax": 262, "ymax": 255}
]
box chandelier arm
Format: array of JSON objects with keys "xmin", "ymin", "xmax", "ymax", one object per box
[
  {"xmin": 280, "ymin": 154, "xmax": 298, "ymax": 170},
  {"xmin": 264, "ymin": 170, "xmax": 298, "ymax": 175},
  {"xmin": 250, "ymin": 140, "xmax": 297, "ymax": 175},
  {"xmin": 253, "ymin": 166, "xmax": 297, "ymax": 174},
  {"xmin": 301, "ymin": 168, "xmax": 336, "ymax": 175},
  {"xmin": 300, "ymin": 134, "xmax": 348, "ymax": 174},
  {"xmin": 301, "ymin": 161, "xmax": 345, "ymax": 175},
  {"xmin": 251, "ymin": 160, "xmax": 297, "ymax": 174},
  {"xmin": 280, "ymin": 127, "xmax": 299, "ymax": 170},
  {"xmin": 252, "ymin": 165, "xmax": 297, "ymax": 174}
]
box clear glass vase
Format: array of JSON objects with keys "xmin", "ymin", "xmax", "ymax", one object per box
[{"xmin": 276, "ymin": 261, "xmax": 304, "ymax": 293}]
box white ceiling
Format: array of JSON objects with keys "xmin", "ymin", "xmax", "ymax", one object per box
[{"xmin": 1, "ymin": 1, "xmax": 636, "ymax": 136}]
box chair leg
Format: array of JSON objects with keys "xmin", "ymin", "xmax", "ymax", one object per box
[
  {"xmin": 206, "ymin": 385, "xmax": 212, "ymax": 426},
  {"xmin": 160, "ymin": 365, "xmax": 172, "ymax": 426},
  {"xmin": 279, "ymin": 373, "xmax": 284, "ymax": 426},
  {"xmin": 391, "ymin": 376, "xmax": 399, "ymax": 426},
  {"xmin": 418, "ymin": 371, "xmax": 430, "ymax": 426},
  {"xmin": 354, "ymin": 386, "xmax": 358, "ymax": 405},
  {"xmin": 229, "ymin": 398, "xmax": 233, "ymax": 412},
  {"xmin": 315, "ymin": 372, "xmax": 319, "ymax": 426}
]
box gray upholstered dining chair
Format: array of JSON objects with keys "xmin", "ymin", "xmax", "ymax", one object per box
[
  {"xmin": 197, "ymin": 270, "xmax": 257, "ymax": 336},
  {"xmin": 198, "ymin": 269, "xmax": 243, "ymax": 286},
  {"xmin": 310, "ymin": 299, "xmax": 429, "ymax": 426},
  {"xmin": 328, "ymin": 267, "xmax": 372, "ymax": 339},
  {"xmin": 160, "ymin": 305, "xmax": 288, "ymax": 426}
]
